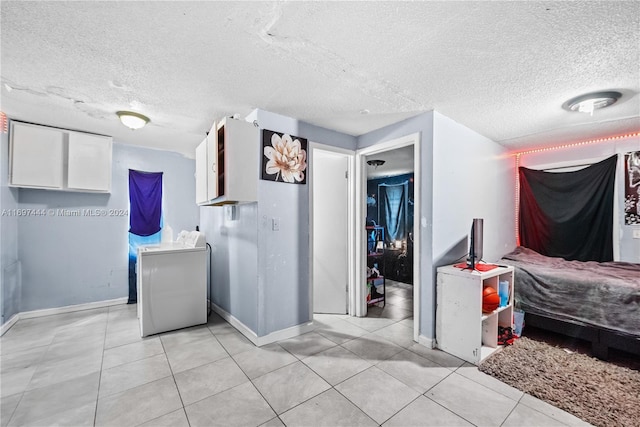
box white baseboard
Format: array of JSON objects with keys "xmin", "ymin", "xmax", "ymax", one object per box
[
  {"xmin": 210, "ymin": 301, "xmax": 259, "ymax": 344},
  {"xmin": 210, "ymin": 301, "xmax": 315, "ymax": 347},
  {"xmin": 418, "ymin": 334, "xmax": 435, "ymax": 349},
  {"xmin": 19, "ymin": 297, "xmax": 128, "ymax": 320},
  {"xmin": 0, "ymin": 314, "xmax": 20, "ymax": 336},
  {"xmin": 255, "ymin": 321, "xmax": 316, "ymax": 347},
  {"xmin": 1, "ymin": 297, "xmax": 128, "ymax": 336}
]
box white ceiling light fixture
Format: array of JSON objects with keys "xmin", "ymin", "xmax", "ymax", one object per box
[
  {"xmin": 563, "ymin": 91, "xmax": 622, "ymax": 116},
  {"xmin": 116, "ymin": 111, "xmax": 150, "ymax": 130}
]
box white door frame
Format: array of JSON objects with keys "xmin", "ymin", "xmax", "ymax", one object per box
[
  {"xmin": 309, "ymin": 142, "xmax": 356, "ymax": 319},
  {"xmin": 355, "ymin": 133, "xmax": 421, "ymax": 342}
]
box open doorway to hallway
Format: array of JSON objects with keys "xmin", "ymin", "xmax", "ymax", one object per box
[
  {"xmin": 364, "ymin": 145, "xmax": 414, "ymax": 321},
  {"xmin": 354, "ymin": 133, "xmax": 421, "ymax": 341}
]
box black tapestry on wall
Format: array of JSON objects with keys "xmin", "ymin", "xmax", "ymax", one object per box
[
  {"xmin": 379, "ymin": 181, "xmax": 409, "ymax": 243},
  {"xmin": 519, "ymin": 155, "xmax": 617, "ymax": 262}
]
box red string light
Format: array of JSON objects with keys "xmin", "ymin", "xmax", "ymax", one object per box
[
  {"xmin": 511, "ymin": 131, "xmax": 640, "ymax": 245},
  {"xmin": 0, "ymin": 112, "xmax": 7, "ymax": 134},
  {"xmin": 513, "ymin": 132, "xmax": 640, "ymax": 156},
  {"xmin": 515, "ymin": 154, "xmax": 521, "ymax": 246}
]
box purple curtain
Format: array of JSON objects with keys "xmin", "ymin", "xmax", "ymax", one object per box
[{"xmin": 129, "ymin": 170, "xmax": 163, "ymax": 237}]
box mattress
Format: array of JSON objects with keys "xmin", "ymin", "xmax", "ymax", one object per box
[{"xmin": 500, "ymin": 247, "xmax": 640, "ymax": 337}]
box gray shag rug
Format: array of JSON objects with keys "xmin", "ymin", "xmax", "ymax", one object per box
[{"xmin": 479, "ymin": 337, "xmax": 640, "ymax": 427}]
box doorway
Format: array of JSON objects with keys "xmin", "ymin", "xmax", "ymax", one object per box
[
  {"xmin": 355, "ymin": 133, "xmax": 421, "ymax": 341},
  {"xmin": 310, "ymin": 144, "xmax": 355, "ymax": 315},
  {"xmin": 364, "ymin": 146, "xmax": 414, "ymax": 319}
]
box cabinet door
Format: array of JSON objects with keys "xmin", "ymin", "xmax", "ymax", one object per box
[
  {"xmin": 206, "ymin": 123, "xmax": 218, "ymax": 200},
  {"xmin": 67, "ymin": 132, "xmax": 112, "ymax": 192},
  {"xmin": 195, "ymin": 139, "xmax": 208, "ymax": 204},
  {"xmin": 10, "ymin": 122, "xmax": 64, "ymax": 188},
  {"xmin": 224, "ymin": 118, "xmax": 258, "ymax": 201}
]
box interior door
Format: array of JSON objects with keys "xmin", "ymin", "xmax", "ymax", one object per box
[{"xmin": 313, "ymin": 149, "xmax": 349, "ymax": 314}]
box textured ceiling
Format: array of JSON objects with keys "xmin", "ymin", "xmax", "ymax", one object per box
[{"xmin": 1, "ymin": 1, "xmax": 639, "ymax": 158}]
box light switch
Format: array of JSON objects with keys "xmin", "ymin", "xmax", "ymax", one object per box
[
  {"xmin": 272, "ymin": 217, "xmax": 280, "ymax": 231},
  {"xmin": 633, "ymin": 229, "xmax": 640, "ymax": 239}
]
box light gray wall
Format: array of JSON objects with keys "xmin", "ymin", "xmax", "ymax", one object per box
[
  {"xmin": 358, "ymin": 111, "xmax": 516, "ymax": 341},
  {"xmin": 431, "ymin": 111, "xmax": 516, "ymax": 338},
  {"xmin": 200, "ymin": 110, "xmax": 357, "ymax": 338},
  {"xmin": 519, "ymin": 135, "xmax": 640, "ymax": 263},
  {"xmin": 251, "ymin": 109, "xmax": 357, "ymax": 336},
  {"xmin": 432, "ymin": 111, "xmax": 516, "ymax": 264},
  {"xmin": 16, "ymin": 143, "xmax": 198, "ymax": 312},
  {"xmin": 1, "ymin": 130, "xmax": 21, "ymax": 325},
  {"xmin": 200, "ymin": 203, "xmax": 258, "ymax": 332}
]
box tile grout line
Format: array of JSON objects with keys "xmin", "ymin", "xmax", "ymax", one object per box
[
  {"xmin": 329, "ymin": 375, "xmax": 386, "ymax": 426},
  {"xmin": 157, "ymin": 334, "xmax": 192, "ymax": 427},
  {"xmin": 209, "ymin": 323, "xmax": 284, "ymax": 424},
  {"xmin": 455, "ymin": 364, "xmax": 526, "ymax": 403},
  {"xmin": 93, "ymin": 307, "xmax": 111, "ymax": 427},
  {"xmin": 168, "ymin": 319, "xmax": 285, "ymax": 422}
]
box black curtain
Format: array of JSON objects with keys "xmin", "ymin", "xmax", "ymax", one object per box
[{"xmin": 519, "ymin": 155, "xmax": 617, "ymax": 262}]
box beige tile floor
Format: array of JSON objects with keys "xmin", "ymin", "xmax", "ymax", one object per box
[{"xmin": 0, "ymin": 282, "xmax": 591, "ymax": 426}]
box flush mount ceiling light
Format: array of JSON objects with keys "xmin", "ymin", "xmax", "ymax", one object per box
[
  {"xmin": 116, "ymin": 111, "xmax": 150, "ymax": 130},
  {"xmin": 367, "ymin": 159, "xmax": 385, "ymax": 168},
  {"xmin": 563, "ymin": 91, "xmax": 622, "ymax": 116}
]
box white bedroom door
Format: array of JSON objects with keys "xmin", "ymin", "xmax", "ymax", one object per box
[{"xmin": 312, "ymin": 148, "xmax": 349, "ymax": 314}]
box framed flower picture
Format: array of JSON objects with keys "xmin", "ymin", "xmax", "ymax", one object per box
[{"xmin": 261, "ymin": 129, "xmax": 308, "ymax": 184}]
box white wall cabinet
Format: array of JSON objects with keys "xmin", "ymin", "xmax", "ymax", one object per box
[
  {"xmin": 9, "ymin": 121, "xmax": 65, "ymax": 189},
  {"xmin": 195, "ymin": 137, "xmax": 208, "ymax": 205},
  {"xmin": 10, "ymin": 121, "xmax": 112, "ymax": 193},
  {"xmin": 67, "ymin": 132, "xmax": 112, "ymax": 192},
  {"xmin": 195, "ymin": 117, "xmax": 259, "ymax": 206},
  {"xmin": 436, "ymin": 264, "xmax": 514, "ymax": 365}
]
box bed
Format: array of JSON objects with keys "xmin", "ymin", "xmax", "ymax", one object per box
[{"xmin": 499, "ymin": 246, "xmax": 640, "ymax": 359}]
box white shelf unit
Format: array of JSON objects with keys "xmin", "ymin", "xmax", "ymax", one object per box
[
  {"xmin": 195, "ymin": 117, "xmax": 259, "ymax": 206},
  {"xmin": 436, "ymin": 264, "xmax": 514, "ymax": 365}
]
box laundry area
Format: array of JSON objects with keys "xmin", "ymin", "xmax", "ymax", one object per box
[{"xmin": 136, "ymin": 231, "xmax": 207, "ymax": 337}]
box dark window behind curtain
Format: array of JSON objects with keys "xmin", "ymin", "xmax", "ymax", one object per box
[
  {"xmin": 379, "ymin": 182, "xmax": 408, "ymax": 243},
  {"xmin": 519, "ymin": 155, "xmax": 617, "ymax": 262}
]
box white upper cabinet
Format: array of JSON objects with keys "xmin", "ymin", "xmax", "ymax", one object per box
[
  {"xmin": 195, "ymin": 117, "xmax": 258, "ymax": 206},
  {"xmin": 9, "ymin": 121, "xmax": 113, "ymax": 193},
  {"xmin": 10, "ymin": 121, "xmax": 65, "ymax": 189},
  {"xmin": 195, "ymin": 136, "xmax": 208, "ymax": 205},
  {"xmin": 67, "ymin": 132, "xmax": 112, "ymax": 192}
]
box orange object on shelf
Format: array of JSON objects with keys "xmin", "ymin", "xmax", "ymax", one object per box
[{"xmin": 482, "ymin": 286, "xmax": 500, "ymax": 313}]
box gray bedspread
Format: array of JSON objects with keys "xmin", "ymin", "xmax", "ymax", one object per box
[{"xmin": 500, "ymin": 247, "xmax": 640, "ymax": 337}]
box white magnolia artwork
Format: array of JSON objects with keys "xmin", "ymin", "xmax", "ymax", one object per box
[{"xmin": 261, "ymin": 129, "xmax": 308, "ymax": 184}]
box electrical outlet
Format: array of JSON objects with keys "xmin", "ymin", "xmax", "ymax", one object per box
[{"xmin": 633, "ymin": 229, "xmax": 640, "ymax": 239}]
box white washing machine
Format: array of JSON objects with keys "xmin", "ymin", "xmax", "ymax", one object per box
[{"xmin": 137, "ymin": 231, "xmax": 207, "ymax": 337}]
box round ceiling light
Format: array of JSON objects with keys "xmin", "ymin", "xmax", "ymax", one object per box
[
  {"xmin": 563, "ymin": 91, "xmax": 622, "ymax": 115},
  {"xmin": 116, "ymin": 111, "xmax": 150, "ymax": 130}
]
